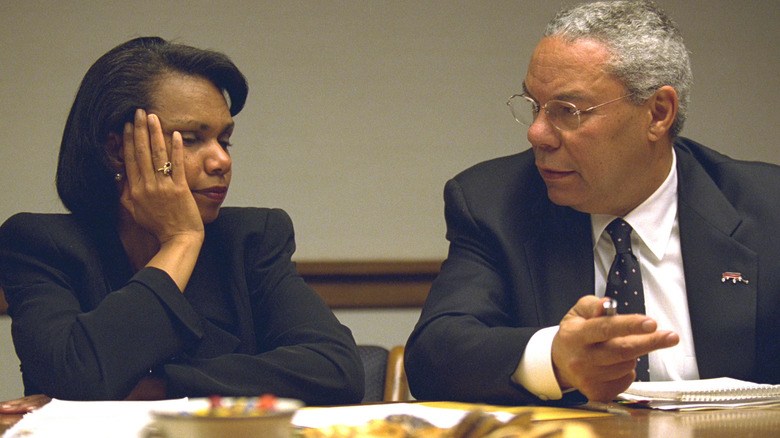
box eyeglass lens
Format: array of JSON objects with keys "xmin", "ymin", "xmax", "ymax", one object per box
[{"xmin": 509, "ymin": 96, "xmax": 580, "ymax": 131}]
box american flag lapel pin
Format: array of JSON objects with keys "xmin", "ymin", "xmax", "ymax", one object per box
[{"xmin": 721, "ymin": 272, "xmax": 749, "ymax": 284}]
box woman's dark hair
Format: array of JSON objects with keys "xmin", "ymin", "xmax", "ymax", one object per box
[{"xmin": 56, "ymin": 36, "xmax": 248, "ymax": 225}]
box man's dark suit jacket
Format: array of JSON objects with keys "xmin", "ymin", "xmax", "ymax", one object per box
[
  {"xmin": 0, "ymin": 207, "xmax": 364, "ymax": 405},
  {"xmin": 405, "ymin": 137, "xmax": 780, "ymax": 405}
]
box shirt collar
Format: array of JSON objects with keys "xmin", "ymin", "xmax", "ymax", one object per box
[{"xmin": 591, "ymin": 149, "xmax": 678, "ymax": 261}]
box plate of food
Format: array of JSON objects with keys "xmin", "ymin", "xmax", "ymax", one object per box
[
  {"xmin": 294, "ymin": 407, "xmax": 596, "ymax": 438},
  {"xmin": 145, "ymin": 395, "xmax": 304, "ymax": 438}
]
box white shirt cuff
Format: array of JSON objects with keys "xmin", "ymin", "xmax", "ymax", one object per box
[{"xmin": 511, "ymin": 326, "xmax": 563, "ymax": 401}]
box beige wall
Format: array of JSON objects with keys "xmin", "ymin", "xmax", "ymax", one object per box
[{"xmin": 1, "ymin": 0, "xmax": 778, "ymax": 400}]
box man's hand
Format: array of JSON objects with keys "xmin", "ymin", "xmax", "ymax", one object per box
[{"xmin": 551, "ymin": 295, "xmax": 679, "ymax": 401}]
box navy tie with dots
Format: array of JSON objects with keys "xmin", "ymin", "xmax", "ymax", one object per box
[{"xmin": 605, "ymin": 218, "xmax": 650, "ymax": 381}]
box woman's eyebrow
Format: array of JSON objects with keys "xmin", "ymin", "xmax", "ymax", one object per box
[{"xmin": 167, "ymin": 119, "xmax": 235, "ymax": 133}]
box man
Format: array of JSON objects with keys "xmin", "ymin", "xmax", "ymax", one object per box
[{"xmin": 405, "ymin": 0, "xmax": 780, "ymax": 404}]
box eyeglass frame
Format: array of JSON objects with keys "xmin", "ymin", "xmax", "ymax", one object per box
[{"xmin": 506, "ymin": 92, "xmax": 634, "ymax": 131}]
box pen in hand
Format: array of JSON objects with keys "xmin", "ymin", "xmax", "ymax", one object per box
[{"xmin": 602, "ymin": 297, "xmax": 617, "ymax": 316}]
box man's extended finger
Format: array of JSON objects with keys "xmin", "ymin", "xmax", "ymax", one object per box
[
  {"xmin": 571, "ymin": 314, "xmax": 656, "ymax": 345},
  {"xmin": 589, "ymin": 330, "xmax": 680, "ymax": 365}
]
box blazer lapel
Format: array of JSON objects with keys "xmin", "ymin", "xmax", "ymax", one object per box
[
  {"xmin": 676, "ymin": 146, "xmax": 758, "ymax": 379},
  {"xmin": 525, "ymin": 199, "xmax": 594, "ymax": 325}
]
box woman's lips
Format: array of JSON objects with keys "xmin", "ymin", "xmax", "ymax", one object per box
[{"xmin": 193, "ymin": 186, "xmax": 228, "ymax": 202}]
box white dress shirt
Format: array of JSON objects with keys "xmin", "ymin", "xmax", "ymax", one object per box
[{"xmin": 513, "ymin": 150, "xmax": 700, "ymax": 400}]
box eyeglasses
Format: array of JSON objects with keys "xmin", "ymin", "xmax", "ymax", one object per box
[{"xmin": 506, "ymin": 93, "xmax": 633, "ymax": 131}]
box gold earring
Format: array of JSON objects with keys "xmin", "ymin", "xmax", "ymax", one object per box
[{"xmin": 114, "ymin": 173, "xmax": 123, "ymax": 182}]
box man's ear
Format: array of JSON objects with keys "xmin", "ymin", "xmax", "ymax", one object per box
[
  {"xmin": 106, "ymin": 131, "xmax": 124, "ymax": 173},
  {"xmin": 647, "ymin": 85, "xmax": 678, "ymax": 142}
]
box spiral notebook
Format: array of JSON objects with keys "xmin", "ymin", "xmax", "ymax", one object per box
[{"xmin": 617, "ymin": 377, "xmax": 780, "ymax": 410}]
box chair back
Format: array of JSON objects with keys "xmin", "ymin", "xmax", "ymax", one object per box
[
  {"xmin": 357, "ymin": 345, "xmax": 411, "ymax": 402},
  {"xmin": 357, "ymin": 345, "xmax": 388, "ymax": 402},
  {"xmin": 383, "ymin": 345, "xmax": 410, "ymax": 402}
]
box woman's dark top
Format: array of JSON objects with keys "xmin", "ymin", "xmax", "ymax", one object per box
[{"xmin": 0, "ymin": 207, "xmax": 364, "ymax": 405}]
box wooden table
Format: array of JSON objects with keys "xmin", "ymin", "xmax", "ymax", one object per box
[
  {"xmin": 1, "ymin": 401, "xmax": 778, "ymax": 436},
  {"xmin": 559, "ymin": 402, "xmax": 780, "ymax": 437}
]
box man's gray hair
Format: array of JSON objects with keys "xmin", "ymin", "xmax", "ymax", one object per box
[{"xmin": 545, "ymin": 0, "xmax": 692, "ymax": 137}]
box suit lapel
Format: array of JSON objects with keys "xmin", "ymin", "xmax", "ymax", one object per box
[
  {"xmin": 676, "ymin": 145, "xmax": 757, "ymax": 379},
  {"xmin": 524, "ymin": 199, "xmax": 594, "ymax": 325}
]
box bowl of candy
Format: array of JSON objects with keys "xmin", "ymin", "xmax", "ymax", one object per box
[{"xmin": 146, "ymin": 395, "xmax": 303, "ymax": 438}]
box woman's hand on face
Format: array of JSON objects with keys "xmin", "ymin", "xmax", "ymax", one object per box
[{"xmin": 120, "ymin": 109, "xmax": 204, "ymax": 245}]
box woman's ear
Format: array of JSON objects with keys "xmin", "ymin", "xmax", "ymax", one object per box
[
  {"xmin": 647, "ymin": 85, "xmax": 678, "ymax": 142},
  {"xmin": 106, "ymin": 131, "xmax": 124, "ymax": 173}
]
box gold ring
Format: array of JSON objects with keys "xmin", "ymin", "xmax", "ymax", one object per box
[{"xmin": 156, "ymin": 161, "xmax": 172, "ymax": 176}]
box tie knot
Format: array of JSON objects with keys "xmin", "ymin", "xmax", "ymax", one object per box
[{"xmin": 606, "ymin": 218, "xmax": 633, "ymax": 254}]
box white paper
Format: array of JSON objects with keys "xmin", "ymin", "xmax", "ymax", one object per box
[
  {"xmin": 618, "ymin": 377, "xmax": 780, "ymax": 411},
  {"xmin": 622, "ymin": 377, "xmax": 771, "ymax": 400},
  {"xmin": 4, "ymin": 400, "xmax": 516, "ymax": 437},
  {"xmin": 2, "ymin": 398, "xmax": 189, "ymax": 438},
  {"xmin": 291, "ymin": 403, "xmax": 515, "ymax": 429}
]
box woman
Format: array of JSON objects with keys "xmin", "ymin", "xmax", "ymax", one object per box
[{"xmin": 0, "ymin": 36, "xmax": 364, "ymax": 406}]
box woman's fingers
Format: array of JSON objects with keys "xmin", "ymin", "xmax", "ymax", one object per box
[
  {"xmin": 170, "ymin": 130, "xmax": 186, "ymax": 185},
  {"xmin": 146, "ymin": 113, "xmax": 171, "ymax": 179},
  {"xmin": 122, "ymin": 109, "xmax": 176, "ymax": 185},
  {"xmin": 118, "ymin": 108, "xmax": 203, "ymax": 241},
  {"xmin": 123, "ymin": 108, "xmax": 163, "ymax": 183},
  {"xmin": 122, "ymin": 120, "xmax": 137, "ymax": 182},
  {"xmin": 132, "ymin": 109, "xmax": 155, "ymax": 180}
]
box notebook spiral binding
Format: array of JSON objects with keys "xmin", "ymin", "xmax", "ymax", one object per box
[{"xmin": 679, "ymin": 385, "xmax": 780, "ymax": 402}]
